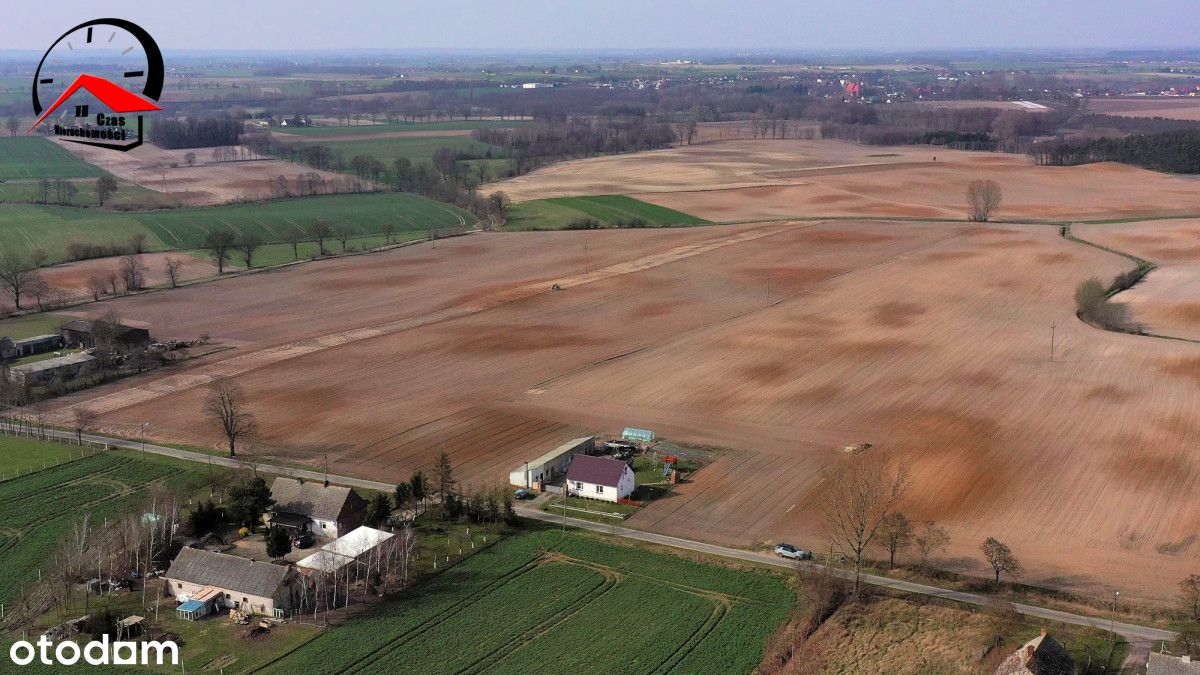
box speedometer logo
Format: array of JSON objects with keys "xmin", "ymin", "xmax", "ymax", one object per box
[{"xmin": 28, "ymin": 18, "xmax": 164, "ymax": 151}]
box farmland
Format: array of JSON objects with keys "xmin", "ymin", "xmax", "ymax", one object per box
[
  {"xmin": 0, "ymin": 448, "xmax": 203, "ymax": 608},
  {"xmin": 317, "ymin": 135, "xmax": 500, "ymax": 167},
  {"xmin": 0, "ymin": 138, "xmax": 105, "ymax": 181},
  {"xmin": 271, "ymin": 119, "xmax": 530, "ymax": 137},
  {"xmin": 0, "ymin": 191, "xmax": 471, "ymax": 262},
  {"xmin": 261, "ymin": 529, "xmax": 793, "ymax": 674},
  {"xmin": 506, "ymin": 195, "xmax": 710, "ymax": 230}
]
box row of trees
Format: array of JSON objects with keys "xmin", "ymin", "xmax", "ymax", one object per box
[
  {"xmin": 148, "ymin": 116, "xmax": 243, "ymax": 149},
  {"xmin": 472, "ymin": 117, "xmax": 677, "ymax": 175},
  {"xmin": 1030, "ymin": 129, "xmax": 1200, "ymax": 172}
]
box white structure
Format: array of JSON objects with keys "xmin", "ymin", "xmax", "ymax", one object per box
[
  {"xmin": 509, "ymin": 437, "xmax": 595, "ymax": 489},
  {"xmin": 565, "ymin": 454, "xmax": 636, "ymax": 503},
  {"xmin": 296, "ymin": 526, "xmax": 394, "ymax": 574},
  {"xmin": 521, "ymin": 82, "xmax": 553, "ymax": 89}
]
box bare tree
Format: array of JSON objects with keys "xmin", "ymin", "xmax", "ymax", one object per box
[
  {"xmin": 72, "ymin": 407, "xmax": 97, "ymax": 444},
  {"xmin": 95, "ymin": 176, "xmax": 118, "ymax": 207},
  {"xmin": 876, "ymin": 511, "xmax": 914, "ymax": 568},
  {"xmin": 184, "ymin": 152, "xmax": 197, "ymax": 166},
  {"xmin": 1181, "ymin": 575, "xmax": 1200, "ymax": 620},
  {"xmin": 129, "ymin": 232, "xmax": 148, "ymax": 254},
  {"xmin": 981, "ymin": 537, "xmax": 1023, "ymax": 585},
  {"xmin": 163, "ymin": 257, "xmax": 184, "ymax": 288},
  {"xmin": 913, "ymin": 520, "xmax": 950, "ymax": 571},
  {"xmin": 4, "ymin": 115, "xmax": 18, "ymax": 136},
  {"xmin": 310, "ymin": 220, "xmax": 332, "ymax": 255},
  {"xmin": 966, "ymin": 179, "xmax": 1002, "ymax": 222},
  {"xmin": 819, "ymin": 453, "xmax": 910, "ymax": 595},
  {"xmin": 238, "ymin": 233, "xmax": 262, "ymax": 268},
  {"xmin": 203, "ymin": 378, "xmax": 257, "ymax": 457},
  {"xmin": 204, "ymin": 229, "xmax": 237, "ymax": 273},
  {"xmin": 86, "ymin": 273, "xmax": 108, "ymax": 300},
  {"xmin": 119, "ymin": 254, "xmax": 147, "ymax": 291},
  {"xmin": 0, "ymin": 251, "xmax": 31, "ymax": 309}
]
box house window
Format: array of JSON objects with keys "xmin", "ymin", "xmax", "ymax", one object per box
[
  {"xmin": 596, "ymin": 485, "xmax": 604, "ymax": 494},
  {"xmin": 177, "ymin": 583, "xmax": 182, "ymax": 588},
  {"xmin": 573, "ymin": 481, "xmax": 583, "ymax": 489}
]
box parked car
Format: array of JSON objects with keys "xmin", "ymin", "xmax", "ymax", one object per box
[
  {"xmin": 292, "ymin": 532, "xmax": 315, "ymax": 549},
  {"xmin": 774, "ymin": 543, "xmax": 812, "ymax": 560},
  {"xmin": 514, "ymin": 488, "xmax": 535, "ymax": 500}
]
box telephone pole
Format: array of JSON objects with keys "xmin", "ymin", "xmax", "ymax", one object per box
[{"xmin": 1050, "ymin": 321, "xmax": 1056, "ymax": 363}]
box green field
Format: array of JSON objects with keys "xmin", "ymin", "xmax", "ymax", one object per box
[
  {"xmin": 0, "ymin": 138, "xmax": 106, "ymax": 181},
  {"xmin": 322, "ymin": 135, "xmax": 501, "ymax": 167},
  {"xmin": 0, "ymin": 177, "xmax": 166, "ymax": 208},
  {"xmin": 506, "ymin": 195, "xmax": 711, "ymax": 230},
  {"xmin": 0, "ymin": 192, "xmax": 472, "ymax": 262},
  {"xmin": 262, "ymin": 529, "xmax": 793, "ymax": 674},
  {"xmin": 0, "ymin": 313, "xmax": 69, "ymax": 340},
  {"xmin": 272, "ymin": 119, "xmax": 529, "ymax": 137},
  {"xmin": 0, "ymin": 436, "xmax": 85, "ymax": 478},
  {"xmin": 0, "ymin": 449, "xmax": 204, "ymax": 608}
]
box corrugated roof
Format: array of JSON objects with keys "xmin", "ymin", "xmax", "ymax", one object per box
[
  {"xmin": 525, "ymin": 437, "xmax": 595, "ymax": 468},
  {"xmin": 322, "ymin": 526, "xmax": 393, "ymax": 559},
  {"xmin": 270, "ymin": 477, "xmax": 362, "ymax": 522},
  {"xmin": 565, "ymin": 454, "xmax": 629, "ymax": 487},
  {"xmin": 10, "ymin": 352, "xmax": 95, "ymax": 374},
  {"xmin": 296, "ymin": 550, "xmax": 354, "ymax": 573},
  {"xmin": 166, "ymin": 547, "xmax": 289, "ymax": 599}
]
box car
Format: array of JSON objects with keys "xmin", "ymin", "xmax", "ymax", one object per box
[
  {"xmin": 514, "ymin": 488, "xmax": 535, "ymax": 500},
  {"xmin": 292, "ymin": 532, "xmax": 315, "ymax": 549},
  {"xmin": 774, "ymin": 543, "xmax": 812, "ymax": 560}
]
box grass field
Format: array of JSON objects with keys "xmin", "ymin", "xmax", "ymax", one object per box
[
  {"xmin": 322, "ymin": 135, "xmax": 501, "ymax": 166},
  {"xmin": 0, "ymin": 138, "xmax": 106, "ymax": 181},
  {"xmin": 0, "ymin": 313, "xmax": 69, "ymax": 340},
  {"xmin": 0, "ymin": 192, "xmax": 472, "ymax": 262},
  {"xmin": 0, "ymin": 177, "xmax": 166, "ymax": 208},
  {"xmin": 261, "ymin": 529, "xmax": 793, "ymax": 674},
  {"xmin": 0, "ymin": 436, "xmax": 86, "ymax": 478},
  {"xmin": 506, "ymin": 195, "xmax": 710, "ymax": 230},
  {"xmin": 0, "ymin": 448, "xmax": 204, "ymax": 608},
  {"xmin": 272, "ymin": 119, "xmax": 529, "ymax": 137}
]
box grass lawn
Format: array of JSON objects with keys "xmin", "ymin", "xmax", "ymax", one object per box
[
  {"xmin": 544, "ymin": 495, "xmax": 639, "ymax": 522},
  {"xmin": 219, "ymin": 231, "xmax": 430, "ymax": 269},
  {"xmin": 322, "ymin": 135, "xmax": 501, "ymax": 167},
  {"xmin": 0, "ymin": 312, "xmax": 70, "ymax": 340},
  {"xmin": 9, "ymin": 347, "xmax": 83, "ymax": 366},
  {"xmin": 272, "ymin": 119, "xmax": 529, "ymax": 137},
  {"xmin": 506, "ymin": 195, "xmax": 709, "ymax": 230},
  {"xmin": 0, "ymin": 138, "xmax": 106, "ymax": 181},
  {"xmin": 0, "ymin": 436, "xmax": 87, "ymax": 478}
]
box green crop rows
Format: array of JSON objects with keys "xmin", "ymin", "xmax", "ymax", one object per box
[
  {"xmin": 263, "ymin": 530, "xmax": 793, "ymax": 674},
  {"xmin": 0, "ymin": 138, "xmax": 106, "ymax": 180},
  {"xmin": 506, "ymin": 195, "xmax": 710, "ymax": 230},
  {"xmin": 0, "ymin": 450, "xmax": 200, "ymax": 608}
]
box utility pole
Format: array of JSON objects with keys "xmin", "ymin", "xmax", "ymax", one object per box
[
  {"xmin": 140, "ymin": 422, "xmax": 148, "ymax": 459},
  {"xmin": 766, "ymin": 275, "xmax": 772, "ymax": 305},
  {"xmin": 1050, "ymin": 321, "xmax": 1056, "ymax": 363}
]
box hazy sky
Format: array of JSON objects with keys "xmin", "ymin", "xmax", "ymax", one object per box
[{"xmin": 2, "ymin": 0, "xmax": 1197, "ymax": 52}]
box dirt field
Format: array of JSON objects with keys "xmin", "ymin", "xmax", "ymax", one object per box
[
  {"xmin": 1077, "ymin": 219, "xmax": 1200, "ymax": 340},
  {"xmin": 1089, "ymin": 97, "xmax": 1200, "ymax": 121},
  {"xmin": 30, "ymin": 212, "xmax": 1200, "ymax": 602},
  {"xmin": 38, "ymin": 253, "xmax": 218, "ymax": 303},
  {"xmin": 57, "ymin": 141, "xmax": 354, "ymax": 206},
  {"xmin": 491, "ymin": 140, "xmax": 1200, "ymax": 221}
]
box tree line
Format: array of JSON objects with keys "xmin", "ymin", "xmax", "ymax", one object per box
[
  {"xmin": 1030, "ymin": 129, "xmax": 1200, "ymax": 173},
  {"xmin": 149, "ymin": 116, "xmax": 243, "ymax": 149}
]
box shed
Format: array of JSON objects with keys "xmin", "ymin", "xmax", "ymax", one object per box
[
  {"xmin": 60, "ymin": 319, "xmax": 151, "ymax": 350},
  {"xmin": 8, "ymin": 352, "xmax": 96, "ymax": 386},
  {"xmin": 10, "ymin": 334, "xmax": 63, "ymax": 358},
  {"xmin": 509, "ymin": 436, "xmax": 596, "ymax": 489},
  {"xmin": 165, "ymin": 548, "xmax": 298, "ymax": 618},
  {"xmin": 565, "ymin": 454, "xmax": 636, "ymax": 503}
]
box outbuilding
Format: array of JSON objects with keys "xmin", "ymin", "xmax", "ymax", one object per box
[
  {"xmin": 296, "ymin": 526, "xmax": 394, "ymax": 574},
  {"xmin": 565, "ymin": 454, "xmax": 636, "ymax": 503},
  {"xmin": 7, "ymin": 352, "xmax": 96, "ymax": 386},
  {"xmin": 509, "ymin": 436, "xmax": 596, "ymax": 489},
  {"xmin": 165, "ymin": 547, "xmax": 299, "ymax": 619},
  {"xmin": 59, "ymin": 319, "xmax": 151, "ymax": 350}
]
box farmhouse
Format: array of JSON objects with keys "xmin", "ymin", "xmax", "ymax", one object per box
[
  {"xmin": 296, "ymin": 526, "xmax": 394, "ymax": 574},
  {"xmin": 60, "ymin": 319, "xmax": 151, "ymax": 350},
  {"xmin": 165, "ymin": 547, "xmax": 299, "ymax": 619},
  {"xmin": 565, "ymin": 454, "xmax": 636, "ymax": 503},
  {"xmin": 994, "ymin": 630, "xmax": 1074, "ymax": 675},
  {"xmin": 1148, "ymin": 651, "xmax": 1200, "ymax": 674},
  {"xmin": 267, "ymin": 478, "xmax": 367, "ymax": 539},
  {"xmin": 7, "ymin": 352, "xmax": 96, "ymax": 386},
  {"xmin": 509, "ymin": 436, "xmax": 596, "ymax": 489}
]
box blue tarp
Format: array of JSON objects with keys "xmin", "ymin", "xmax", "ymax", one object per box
[{"xmin": 177, "ymin": 600, "xmax": 204, "ymax": 613}]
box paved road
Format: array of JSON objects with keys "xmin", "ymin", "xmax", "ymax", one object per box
[
  {"xmin": 518, "ymin": 504, "xmax": 1178, "ymax": 646},
  {"xmin": 19, "ymin": 426, "xmax": 1177, "ymax": 648}
]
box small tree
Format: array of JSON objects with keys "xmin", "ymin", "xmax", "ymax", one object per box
[
  {"xmin": 227, "ymin": 476, "xmax": 273, "ymax": 532},
  {"xmin": 394, "ymin": 482, "xmax": 412, "ymax": 511},
  {"xmin": 1180, "ymin": 575, "xmax": 1200, "ymax": 620},
  {"xmin": 913, "ymin": 520, "xmax": 950, "ymax": 571},
  {"xmin": 434, "ymin": 452, "xmax": 455, "ymax": 510},
  {"xmin": 981, "ymin": 537, "xmax": 1023, "ymax": 585},
  {"xmin": 266, "ymin": 524, "xmax": 292, "ymax": 559},
  {"xmin": 820, "ymin": 453, "xmax": 910, "ymax": 595},
  {"xmin": 119, "ymin": 254, "xmax": 147, "ymax": 291},
  {"xmin": 203, "ymin": 378, "xmax": 257, "ymax": 457},
  {"xmin": 184, "ymin": 152, "xmax": 197, "ymax": 166},
  {"xmin": 86, "ymin": 274, "xmax": 108, "ymax": 300},
  {"xmin": 410, "ymin": 471, "xmax": 427, "ymax": 510},
  {"xmin": 95, "ymin": 176, "xmax": 118, "ymax": 207},
  {"xmin": 163, "ymin": 257, "xmax": 184, "ymax": 288},
  {"xmin": 238, "ymin": 233, "xmax": 262, "ymax": 269},
  {"xmin": 877, "ymin": 512, "xmax": 914, "ymax": 568},
  {"xmin": 365, "ymin": 492, "xmax": 392, "ymax": 527},
  {"xmin": 966, "ymin": 179, "xmax": 1002, "ymax": 222},
  {"xmin": 204, "ymin": 229, "xmax": 237, "ymax": 273},
  {"xmin": 72, "ymin": 407, "xmax": 97, "ymax": 444},
  {"xmin": 0, "ymin": 251, "xmax": 30, "ymax": 310},
  {"xmin": 310, "ymin": 220, "xmax": 332, "ymax": 255},
  {"xmin": 4, "ymin": 115, "xmax": 18, "ymax": 137}
]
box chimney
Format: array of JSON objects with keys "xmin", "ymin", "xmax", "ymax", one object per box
[
  {"xmin": 1039, "ymin": 627, "xmax": 1047, "ymax": 638},
  {"xmin": 1024, "ymin": 645, "xmax": 1036, "ymax": 664},
  {"xmin": 1184, "ymin": 655, "xmax": 1192, "ymax": 664}
]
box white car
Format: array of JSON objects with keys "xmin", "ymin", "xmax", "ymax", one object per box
[{"xmin": 774, "ymin": 543, "xmax": 811, "ymax": 560}]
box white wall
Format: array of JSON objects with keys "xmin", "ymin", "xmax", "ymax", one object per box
[
  {"xmin": 168, "ymin": 579, "xmax": 279, "ymax": 616},
  {"xmin": 566, "ymin": 467, "xmax": 635, "ymax": 503}
]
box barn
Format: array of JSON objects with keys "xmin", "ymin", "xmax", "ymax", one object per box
[
  {"xmin": 508, "ymin": 436, "xmax": 596, "ymax": 490},
  {"xmin": 565, "ymin": 454, "xmax": 636, "ymax": 503},
  {"xmin": 165, "ymin": 547, "xmax": 300, "ymax": 619}
]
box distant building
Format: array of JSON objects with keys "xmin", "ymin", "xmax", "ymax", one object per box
[
  {"xmin": 165, "ymin": 547, "xmax": 300, "ymax": 619},
  {"xmin": 521, "ymin": 82, "xmax": 553, "ymax": 89},
  {"xmin": 296, "ymin": 526, "xmax": 394, "ymax": 574},
  {"xmin": 267, "ymin": 478, "xmax": 367, "ymax": 539},
  {"xmin": 60, "ymin": 319, "xmax": 151, "ymax": 350},
  {"xmin": 1148, "ymin": 651, "xmax": 1200, "ymax": 675},
  {"xmin": 7, "ymin": 352, "xmax": 96, "ymax": 386},
  {"xmin": 509, "ymin": 436, "xmax": 596, "ymax": 489},
  {"xmin": 565, "ymin": 454, "xmax": 636, "ymax": 503},
  {"xmin": 995, "ymin": 630, "xmax": 1075, "ymax": 675}
]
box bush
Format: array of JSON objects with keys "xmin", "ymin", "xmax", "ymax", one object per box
[
  {"xmin": 566, "ymin": 217, "xmax": 602, "ymax": 230},
  {"xmin": 1075, "ymin": 276, "xmax": 1131, "ymax": 331}
]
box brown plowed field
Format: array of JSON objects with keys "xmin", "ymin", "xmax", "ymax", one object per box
[
  {"xmin": 1089, "ymin": 97, "xmax": 1200, "ymax": 121},
  {"xmin": 32, "ymin": 204, "xmax": 1200, "ymax": 600},
  {"xmin": 1077, "ymin": 219, "xmax": 1200, "ymax": 340}
]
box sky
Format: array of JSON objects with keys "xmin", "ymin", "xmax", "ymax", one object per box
[{"xmin": 1, "ymin": 0, "xmax": 1197, "ymax": 52}]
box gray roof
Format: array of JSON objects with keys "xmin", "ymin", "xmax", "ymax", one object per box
[
  {"xmin": 565, "ymin": 454, "xmax": 630, "ymax": 487},
  {"xmin": 10, "ymin": 352, "xmax": 95, "ymax": 374},
  {"xmin": 166, "ymin": 547, "xmax": 289, "ymax": 598},
  {"xmin": 13, "ymin": 334, "xmax": 59, "ymax": 346},
  {"xmin": 270, "ymin": 477, "xmax": 363, "ymax": 522},
  {"xmin": 995, "ymin": 633, "xmax": 1075, "ymax": 675},
  {"xmin": 1149, "ymin": 652, "xmax": 1200, "ymax": 675}
]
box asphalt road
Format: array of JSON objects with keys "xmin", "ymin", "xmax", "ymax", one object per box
[{"xmin": 21, "ymin": 426, "xmax": 1178, "ymax": 647}]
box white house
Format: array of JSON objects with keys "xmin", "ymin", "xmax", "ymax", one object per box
[
  {"xmin": 564, "ymin": 454, "xmax": 635, "ymax": 503},
  {"xmin": 267, "ymin": 478, "xmax": 367, "ymax": 539}
]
